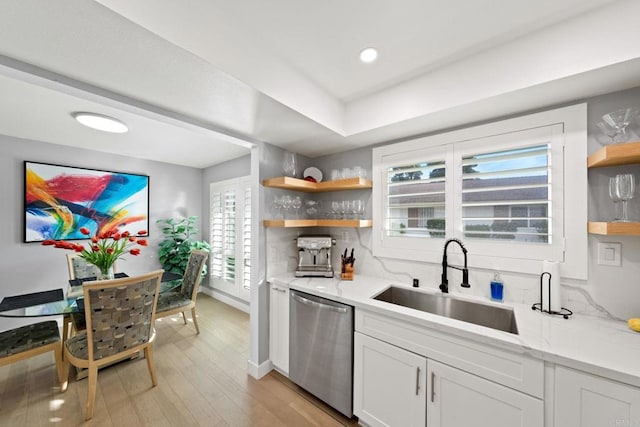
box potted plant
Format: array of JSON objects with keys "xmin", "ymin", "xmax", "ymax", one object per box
[{"xmin": 156, "ymin": 216, "xmax": 210, "ymax": 277}]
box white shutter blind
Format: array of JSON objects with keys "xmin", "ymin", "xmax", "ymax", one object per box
[
  {"xmin": 242, "ymin": 185, "xmax": 251, "ymax": 291},
  {"xmin": 211, "ymin": 187, "xmax": 236, "ymax": 282},
  {"xmin": 385, "ymin": 160, "xmax": 446, "ymax": 238},
  {"xmin": 461, "ymin": 144, "xmax": 551, "ymax": 243},
  {"xmin": 211, "ymin": 190, "xmax": 224, "ymax": 280},
  {"xmin": 223, "ymin": 190, "xmax": 236, "ymax": 282},
  {"xmin": 210, "ymin": 176, "xmax": 252, "ymax": 301}
]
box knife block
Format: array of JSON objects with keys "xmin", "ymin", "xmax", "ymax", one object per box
[{"xmin": 341, "ymin": 265, "xmax": 354, "ymax": 281}]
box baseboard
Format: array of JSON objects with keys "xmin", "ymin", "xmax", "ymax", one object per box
[
  {"xmin": 200, "ymin": 287, "xmax": 250, "ymax": 313},
  {"xmin": 247, "ymin": 359, "xmax": 273, "ymax": 379}
]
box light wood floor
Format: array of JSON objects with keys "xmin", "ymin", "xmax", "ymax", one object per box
[{"xmin": 0, "ymin": 295, "xmax": 359, "ymax": 426}]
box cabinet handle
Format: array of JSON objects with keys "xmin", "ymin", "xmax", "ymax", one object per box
[
  {"xmin": 415, "ymin": 367, "xmax": 420, "ymax": 396},
  {"xmin": 272, "ymin": 286, "xmax": 287, "ymax": 293},
  {"xmin": 431, "ymin": 372, "xmax": 435, "ymax": 402}
]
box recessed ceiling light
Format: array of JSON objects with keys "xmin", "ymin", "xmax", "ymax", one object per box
[
  {"xmin": 72, "ymin": 112, "xmax": 128, "ymax": 133},
  {"xmin": 359, "ymin": 47, "xmax": 378, "ymax": 63}
]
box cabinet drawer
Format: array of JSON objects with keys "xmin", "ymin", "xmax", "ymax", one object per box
[{"xmin": 356, "ymin": 308, "xmax": 543, "ymax": 398}]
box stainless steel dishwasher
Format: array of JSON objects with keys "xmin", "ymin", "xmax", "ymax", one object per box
[{"xmin": 289, "ymin": 289, "xmax": 354, "ymax": 418}]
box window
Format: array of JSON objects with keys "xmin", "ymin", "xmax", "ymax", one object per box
[
  {"xmin": 210, "ymin": 176, "xmax": 251, "ymax": 301},
  {"xmin": 460, "ymin": 143, "xmax": 551, "ymax": 243},
  {"xmin": 372, "ymin": 104, "xmax": 587, "ymax": 278}
]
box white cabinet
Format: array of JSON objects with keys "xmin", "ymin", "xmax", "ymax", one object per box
[
  {"xmin": 269, "ymin": 283, "xmax": 289, "ymax": 374},
  {"xmin": 354, "ymin": 332, "xmax": 427, "ymax": 427},
  {"xmin": 427, "ymin": 359, "xmax": 543, "ymax": 427},
  {"xmin": 555, "ymin": 365, "xmax": 640, "ymax": 427}
]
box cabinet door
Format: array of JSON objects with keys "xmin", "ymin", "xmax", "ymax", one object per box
[
  {"xmin": 354, "ymin": 332, "xmax": 426, "ymax": 427},
  {"xmin": 555, "ymin": 365, "xmax": 640, "ymax": 427},
  {"xmin": 269, "ymin": 285, "xmax": 289, "ymax": 374},
  {"xmin": 428, "ymin": 360, "xmax": 543, "ymax": 427}
]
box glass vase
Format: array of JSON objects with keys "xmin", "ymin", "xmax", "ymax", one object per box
[{"xmin": 98, "ymin": 265, "xmax": 115, "ymax": 280}]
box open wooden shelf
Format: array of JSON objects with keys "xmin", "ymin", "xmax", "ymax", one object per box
[
  {"xmin": 587, "ymin": 141, "xmax": 640, "ymax": 168},
  {"xmin": 264, "ymin": 219, "xmax": 372, "ymax": 228},
  {"xmin": 263, "ymin": 176, "xmax": 372, "ymax": 192},
  {"xmin": 588, "ymin": 221, "xmax": 640, "ymax": 235}
]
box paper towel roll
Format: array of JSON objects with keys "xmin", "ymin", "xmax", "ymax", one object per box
[{"xmin": 541, "ymin": 260, "xmax": 561, "ymax": 312}]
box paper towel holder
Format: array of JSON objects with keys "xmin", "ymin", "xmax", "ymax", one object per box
[{"xmin": 531, "ymin": 272, "xmax": 573, "ymax": 319}]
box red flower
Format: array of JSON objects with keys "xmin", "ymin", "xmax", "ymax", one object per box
[
  {"xmin": 137, "ymin": 230, "xmax": 147, "ymax": 235},
  {"xmin": 42, "ymin": 226, "xmax": 145, "ymax": 274}
]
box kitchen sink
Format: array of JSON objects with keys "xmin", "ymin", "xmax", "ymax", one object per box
[{"xmin": 372, "ymin": 286, "xmax": 518, "ymax": 334}]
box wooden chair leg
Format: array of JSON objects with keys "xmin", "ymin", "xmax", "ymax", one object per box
[
  {"xmin": 62, "ymin": 316, "xmax": 69, "ymax": 341},
  {"xmin": 85, "ymin": 366, "xmax": 98, "ymax": 420},
  {"xmin": 60, "ymin": 351, "xmax": 71, "ymax": 393},
  {"xmin": 191, "ymin": 307, "xmax": 200, "ymax": 334},
  {"xmin": 181, "ymin": 311, "xmax": 188, "ymax": 325},
  {"xmin": 144, "ymin": 345, "xmax": 158, "ymax": 387},
  {"xmin": 53, "ymin": 341, "xmax": 65, "ymax": 389}
]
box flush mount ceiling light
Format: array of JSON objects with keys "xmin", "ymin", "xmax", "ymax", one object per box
[
  {"xmin": 72, "ymin": 112, "xmax": 128, "ymax": 133},
  {"xmin": 359, "ymin": 47, "xmax": 378, "ymax": 63}
]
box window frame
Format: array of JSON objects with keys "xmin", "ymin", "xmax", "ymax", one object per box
[{"xmin": 372, "ymin": 104, "xmax": 587, "ymax": 279}]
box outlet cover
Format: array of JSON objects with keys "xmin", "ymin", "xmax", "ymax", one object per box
[{"xmin": 597, "ymin": 242, "xmax": 621, "ymax": 266}]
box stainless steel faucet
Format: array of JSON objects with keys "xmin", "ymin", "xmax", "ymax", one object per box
[{"xmin": 439, "ymin": 238, "xmax": 470, "ymax": 293}]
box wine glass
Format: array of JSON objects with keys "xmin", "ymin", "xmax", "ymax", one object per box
[
  {"xmin": 615, "ymin": 174, "xmax": 635, "ymax": 222},
  {"xmin": 600, "ymin": 108, "xmax": 639, "ymax": 144},
  {"xmin": 353, "ymin": 199, "xmax": 365, "ymax": 219},
  {"xmin": 292, "ymin": 196, "xmax": 302, "ymax": 219},
  {"xmin": 331, "ymin": 201, "xmax": 340, "ymax": 219},
  {"xmin": 609, "ymin": 177, "xmax": 621, "ymax": 221},
  {"xmin": 283, "ymin": 152, "xmax": 298, "ymax": 178},
  {"xmin": 272, "ymin": 196, "xmax": 283, "ymax": 219},
  {"xmin": 280, "ymin": 195, "xmax": 292, "ymax": 219}
]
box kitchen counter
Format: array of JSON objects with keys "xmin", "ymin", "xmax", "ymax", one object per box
[{"xmin": 269, "ymin": 274, "xmax": 640, "ymax": 388}]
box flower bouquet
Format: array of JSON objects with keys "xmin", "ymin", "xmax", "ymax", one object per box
[{"xmin": 42, "ymin": 227, "xmax": 148, "ymax": 279}]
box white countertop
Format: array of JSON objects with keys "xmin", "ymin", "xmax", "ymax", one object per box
[{"xmin": 270, "ymin": 274, "xmax": 640, "ymax": 388}]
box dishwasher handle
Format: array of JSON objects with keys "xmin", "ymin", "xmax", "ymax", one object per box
[{"xmin": 292, "ymin": 293, "xmax": 348, "ymax": 313}]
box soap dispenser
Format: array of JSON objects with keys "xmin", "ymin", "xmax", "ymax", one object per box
[{"xmin": 490, "ymin": 272, "xmax": 504, "ymax": 301}]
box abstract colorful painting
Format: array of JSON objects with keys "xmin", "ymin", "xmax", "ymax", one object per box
[{"xmin": 24, "ymin": 161, "xmax": 149, "ymax": 243}]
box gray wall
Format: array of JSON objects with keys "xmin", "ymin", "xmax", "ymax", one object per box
[{"xmin": 0, "ymin": 134, "xmax": 203, "ymax": 330}]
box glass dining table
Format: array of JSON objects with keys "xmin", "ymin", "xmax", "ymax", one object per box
[{"xmin": 0, "ymin": 271, "xmax": 182, "ymax": 318}]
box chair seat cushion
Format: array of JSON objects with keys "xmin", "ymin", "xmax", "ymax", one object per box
[
  {"xmin": 66, "ymin": 328, "xmax": 156, "ymax": 361},
  {"xmin": 66, "ymin": 331, "xmax": 89, "ymax": 360},
  {"xmin": 156, "ymin": 291, "xmax": 191, "ymax": 312},
  {"xmin": 0, "ymin": 321, "xmax": 60, "ymax": 357}
]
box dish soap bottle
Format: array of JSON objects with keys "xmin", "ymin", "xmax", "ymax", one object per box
[{"xmin": 490, "ymin": 272, "xmax": 504, "ymax": 301}]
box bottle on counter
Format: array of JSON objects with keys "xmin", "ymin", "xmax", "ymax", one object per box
[{"xmin": 490, "ymin": 272, "xmax": 504, "ymax": 301}]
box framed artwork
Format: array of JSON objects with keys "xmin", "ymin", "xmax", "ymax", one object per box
[{"xmin": 24, "ymin": 161, "xmax": 150, "ymax": 243}]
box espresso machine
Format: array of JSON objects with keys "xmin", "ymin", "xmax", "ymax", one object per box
[{"xmin": 295, "ymin": 235, "xmax": 336, "ymax": 277}]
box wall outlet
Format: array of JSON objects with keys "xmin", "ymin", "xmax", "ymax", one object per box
[{"xmin": 597, "ymin": 242, "xmax": 621, "ymax": 266}]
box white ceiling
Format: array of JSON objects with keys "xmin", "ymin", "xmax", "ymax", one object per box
[{"xmin": 0, "ymin": 0, "xmax": 639, "ymax": 168}]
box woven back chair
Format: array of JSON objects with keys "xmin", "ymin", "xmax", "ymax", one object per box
[
  {"xmin": 65, "ymin": 254, "xmax": 119, "ymax": 339},
  {"xmin": 60, "ymin": 270, "xmax": 163, "ymax": 420},
  {"xmin": 155, "ymin": 250, "xmax": 209, "ymax": 334}
]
